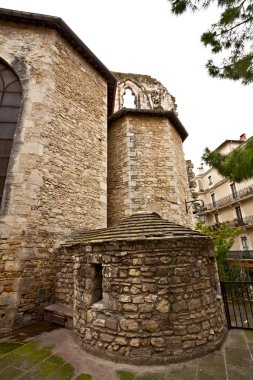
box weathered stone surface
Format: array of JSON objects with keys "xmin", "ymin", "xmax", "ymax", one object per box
[
  {"xmin": 108, "ymin": 113, "xmax": 193, "ymax": 227},
  {"xmin": 120, "ymin": 319, "xmax": 139, "ymax": 332},
  {"xmin": 151, "ymin": 337, "xmax": 165, "ymax": 348},
  {"xmin": 188, "ymin": 298, "xmax": 202, "ymax": 310},
  {"xmin": 141, "ymin": 320, "xmax": 158, "ymax": 332},
  {"xmin": 157, "ymin": 300, "xmax": 170, "ymax": 313},
  {"xmin": 173, "ymin": 300, "xmax": 188, "ymax": 312},
  {"xmin": 130, "ymin": 338, "xmax": 140, "ymax": 347},
  {"xmin": 114, "ymin": 337, "xmax": 128, "ymax": 346},
  {"xmin": 72, "ymin": 233, "xmax": 226, "ymax": 364},
  {"xmin": 119, "ymin": 295, "xmax": 132, "ymax": 303},
  {"xmin": 105, "ymin": 318, "xmax": 118, "ymax": 330},
  {"xmin": 0, "ymin": 21, "xmax": 108, "ymax": 330},
  {"xmin": 100, "ymin": 333, "xmax": 114, "ymax": 343}
]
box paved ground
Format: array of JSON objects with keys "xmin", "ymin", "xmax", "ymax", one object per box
[{"xmin": 0, "ymin": 323, "xmax": 253, "ymax": 380}]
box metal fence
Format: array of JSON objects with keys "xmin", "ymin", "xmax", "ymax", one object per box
[{"xmin": 219, "ymin": 266, "xmax": 253, "ymax": 329}]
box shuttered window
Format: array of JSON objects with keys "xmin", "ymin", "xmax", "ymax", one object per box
[{"xmin": 0, "ymin": 60, "xmax": 22, "ymax": 206}]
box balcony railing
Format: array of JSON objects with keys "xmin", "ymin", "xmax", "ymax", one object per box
[
  {"xmin": 227, "ymin": 250, "xmax": 253, "ymax": 259},
  {"xmin": 205, "ymin": 183, "xmax": 253, "ymax": 211},
  {"xmin": 226, "ymin": 215, "xmax": 253, "ymax": 228}
]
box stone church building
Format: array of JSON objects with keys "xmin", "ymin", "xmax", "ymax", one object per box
[{"xmin": 0, "ymin": 8, "xmax": 226, "ymax": 363}]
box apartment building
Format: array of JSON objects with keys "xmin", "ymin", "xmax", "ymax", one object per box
[{"xmin": 195, "ymin": 134, "xmax": 253, "ymax": 260}]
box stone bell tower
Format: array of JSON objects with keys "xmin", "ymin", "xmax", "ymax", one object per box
[{"xmin": 107, "ymin": 72, "xmax": 193, "ymax": 227}]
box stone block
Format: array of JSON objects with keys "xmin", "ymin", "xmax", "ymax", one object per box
[
  {"xmin": 142, "ymin": 283, "xmax": 158, "ymax": 292},
  {"xmin": 129, "ymin": 269, "xmax": 140, "ymax": 277},
  {"xmin": 188, "ymin": 298, "xmax": 202, "ymax": 310},
  {"xmin": 130, "ymin": 338, "xmax": 140, "ymax": 347},
  {"xmin": 122, "ymin": 304, "xmax": 138, "ymax": 312},
  {"xmin": 139, "ymin": 303, "xmax": 154, "ymax": 313},
  {"xmin": 151, "ymin": 337, "xmax": 165, "ymax": 347},
  {"xmin": 120, "ymin": 318, "xmax": 139, "ymax": 332},
  {"xmin": 141, "ymin": 320, "xmax": 158, "ymax": 332},
  {"xmin": 105, "ymin": 318, "xmax": 118, "ymax": 330},
  {"xmin": 119, "ymin": 295, "xmax": 131, "ymax": 303},
  {"xmin": 173, "ymin": 300, "xmax": 188, "ymax": 312},
  {"xmin": 132, "ymin": 295, "xmax": 144, "ymax": 304},
  {"xmin": 157, "ymin": 299, "xmax": 170, "ymax": 313},
  {"xmin": 93, "ymin": 318, "xmax": 105, "ymax": 327},
  {"xmin": 114, "ymin": 337, "xmax": 128, "ymax": 346},
  {"xmin": 100, "ymin": 333, "xmax": 114, "ymax": 343},
  {"xmin": 188, "ymin": 324, "xmax": 201, "ymax": 334}
]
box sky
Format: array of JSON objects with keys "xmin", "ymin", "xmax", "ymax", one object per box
[{"xmin": 0, "ymin": 0, "xmax": 252, "ymax": 171}]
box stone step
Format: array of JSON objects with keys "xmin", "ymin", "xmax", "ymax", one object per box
[{"xmin": 44, "ymin": 303, "xmax": 73, "ymax": 329}]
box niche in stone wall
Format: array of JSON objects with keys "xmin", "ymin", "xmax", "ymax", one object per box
[{"xmin": 91, "ymin": 263, "xmax": 103, "ymax": 305}]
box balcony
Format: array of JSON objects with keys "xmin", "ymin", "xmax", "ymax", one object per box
[
  {"xmin": 227, "ymin": 215, "xmax": 253, "ymax": 228},
  {"xmin": 227, "ymin": 250, "xmax": 253, "ymax": 259},
  {"xmin": 205, "ymin": 183, "xmax": 253, "ymax": 211}
]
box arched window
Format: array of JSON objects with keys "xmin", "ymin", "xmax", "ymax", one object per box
[
  {"xmin": 123, "ymin": 88, "xmax": 136, "ymax": 108},
  {"xmin": 0, "ymin": 60, "xmax": 22, "ymax": 206}
]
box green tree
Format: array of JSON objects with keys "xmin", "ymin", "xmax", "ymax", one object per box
[
  {"xmin": 202, "ymin": 136, "xmax": 253, "ymax": 182},
  {"xmin": 168, "ymin": 0, "xmax": 253, "ymax": 84},
  {"xmin": 196, "ymin": 221, "xmax": 242, "ymax": 269}
]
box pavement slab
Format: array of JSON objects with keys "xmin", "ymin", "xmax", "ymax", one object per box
[{"xmin": 0, "ymin": 323, "xmax": 253, "ymax": 380}]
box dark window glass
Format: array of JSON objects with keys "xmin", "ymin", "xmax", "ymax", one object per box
[
  {"xmin": 241, "ymin": 236, "xmax": 249, "ymax": 250},
  {"xmin": 0, "ymin": 107, "xmax": 20, "ymax": 122},
  {"xmin": 214, "ymin": 213, "xmax": 219, "ymax": 224},
  {"xmin": 0, "ymin": 123, "xmax": 16, "ymax": 139},
  {"xmin": 0, "ymin": 158, "xmax": 10, "ymax": 175},
  {"xmin": 230, "ymin": 183, "xmax": 237, "ymax": 199},
  {"xmin": 211, "ymin": 193, "xmax": 216, "ymax": 207},
  {"xmin": 0, "ymin": 59, "xmax": 22, "ymax": 205},
  {"xmin": 235, "ymin": 205, "xmax": 243, "ymax": 222},
  {"xmin": 1, "ymin": 92, "xmax": 22, "ymax": 107},
  {"xmin": 0, "ymin": 140, "xmax": 13, "ymax": 157}
]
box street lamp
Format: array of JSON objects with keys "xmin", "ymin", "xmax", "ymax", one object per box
[{"xmin": 185, "ymin": 199, "xmax": 205, "ymax": 214}]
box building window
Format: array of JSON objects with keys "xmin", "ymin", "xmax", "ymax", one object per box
[
  {"xmin": 214, "ymin": 212, "xmax": 220, "ymax": 224},
  {"xmin": 235, "ymin": 205, "xmax": 243, "ymax": 224},
  {"xmin": 208, "ymin": 175, "xmax": 213, "ymax": 186},
  {"xmin": 211, "ymin": 193, "xmax": 216, "ymax": 207},
  {"xmin": 241, "ymin": 236, "xmax": 249, "ymax": 250},
  {"xmin": 0, "ymin": 59, "xmax": 22, "ymax": 206},
  {"xmin": 123, "ymin": 88, "xmax": 136, "ymax": 108},
  {"xmin": 92, "ymin": 263, "xmax": 103, "ymax": 304},
  {"xmin": 230, "ymin": 183, "xmax": 237, "ymax": 199}
]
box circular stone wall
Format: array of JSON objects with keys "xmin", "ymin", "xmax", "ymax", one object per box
[{"xmin": 70, "ymin": 215, "xmax": 227, "ymax": 364}]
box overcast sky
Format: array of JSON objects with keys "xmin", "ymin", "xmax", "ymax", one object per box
[{"xmin": 0, "ymin": 0, "xmax": 252, "ymax": 171}]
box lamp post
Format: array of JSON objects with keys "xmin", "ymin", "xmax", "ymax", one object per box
[{"xmin": 185, "ymin": 199, "xmax": 205, "ymax": 215}]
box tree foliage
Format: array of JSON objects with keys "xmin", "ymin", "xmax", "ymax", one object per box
[
  {"xmin": 196, "ymin": 221, "xmax": 242, "ymax": 268},
  {"xmin": 168, "ymin": 0, "xmax": 253, "ymax": 84},
  {"xmin": 202, "ymin": 136, "xmax": 253, "ymax": 182}
]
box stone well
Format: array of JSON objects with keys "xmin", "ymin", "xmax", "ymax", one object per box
[{"xmin": 62, "ymin": 213, "xmax": 227, "ymax": 364}]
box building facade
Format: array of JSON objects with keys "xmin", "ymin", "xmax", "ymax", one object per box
[
  {"xmin": 195, "ymin": 135, "xmax": 253, "ymax": 259},
  {"xmin": 0, "ymin": 8, "xmax": 195, "ymax": 333}
]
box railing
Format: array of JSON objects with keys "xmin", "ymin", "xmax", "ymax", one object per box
[
  {"xmin": 226, "ymin": 216, "xmax": 253, "ymax": 228},
  {"xmin": 205, "ymin": 183, "xmax": 253, "ymax": 211},
  {"xmin": 227, "ymin": 250, "xmax": 253, "ymax": 259}
]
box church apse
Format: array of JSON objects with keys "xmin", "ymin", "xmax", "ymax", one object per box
[{"xmin": 108, "ymin": 72, "xmax": 192, "ymax": 227}]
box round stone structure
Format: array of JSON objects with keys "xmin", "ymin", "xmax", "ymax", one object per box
[{"xmin": 63, "ymin": 213, "xmax": 227, "ymax": 364}]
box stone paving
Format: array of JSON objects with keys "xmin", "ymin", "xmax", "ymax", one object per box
[{"xmin": 0, "ymin": 323, "xmax": 252, "ymax": 380}]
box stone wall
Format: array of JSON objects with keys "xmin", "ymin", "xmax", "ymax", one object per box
[
  {"xmin": 0, "ymin": 22, "xmax": 107, "ymax": 332},
  {"xmin": 108, "ymin": 114, "xmax": 193, "ymax": 227},
  {"xmin": 72, "ymin": 238, "xmax": 226, "ymax": 364},
  {"xmin": 113, "ymin": 72, "xmax": 176, "ymax": 112}
]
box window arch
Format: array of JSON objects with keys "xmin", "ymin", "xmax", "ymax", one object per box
[
  {"xmin": 123, "ymin": 88, "xmax": 136, "ymax": 108},
  {"xmin": 0, "ymin": 59, "xmax": 22, "ymax": 206}
]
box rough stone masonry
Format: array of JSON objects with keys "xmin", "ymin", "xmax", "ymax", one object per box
[{"xmin": 59, "ymin": 213, "xmax": 227, "ymax": 364}]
